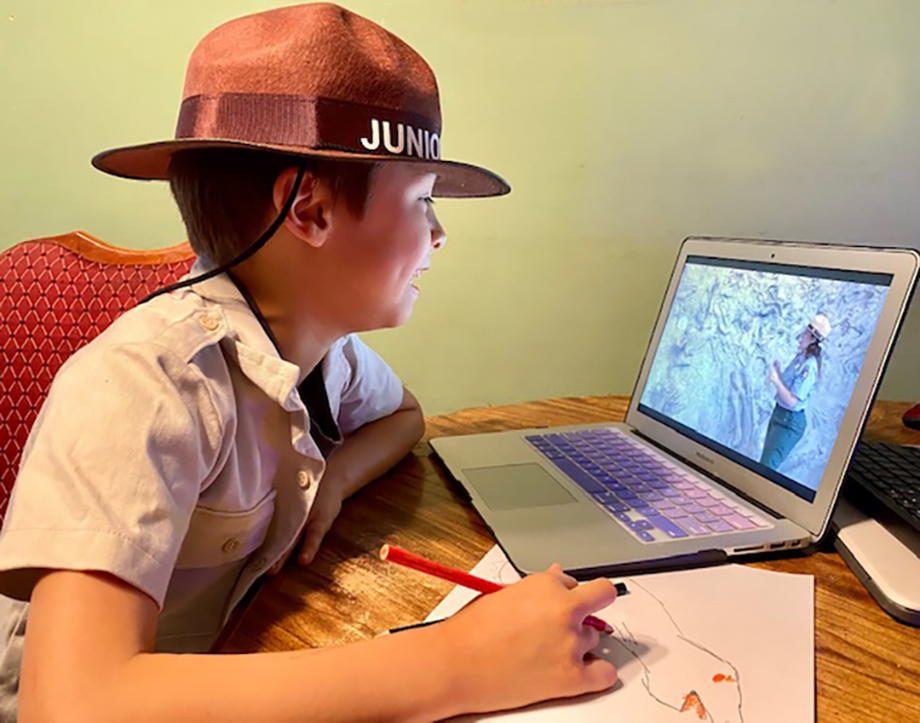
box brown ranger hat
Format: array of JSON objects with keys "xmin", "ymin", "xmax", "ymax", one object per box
[{"xmin": 92, "ymin": 3, "xmax": 509, "ymax": 198}]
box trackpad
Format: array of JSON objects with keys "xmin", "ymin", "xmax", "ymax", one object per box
[{"xmin": 463, "ymin": 464, "xmax": 578, "ymax": 511}]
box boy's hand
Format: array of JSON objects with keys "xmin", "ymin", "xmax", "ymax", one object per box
[
  {"xmin": 269, "ymin": 476, "xmax": 344, "ymax": 574},
  {"xmin": 268, "ymin": 387, "xmax": 424, "ymax": 575},
  {"xmin": 297, "ymin": 474, "xmax": 345, "ymax": 565},
  {"xmin": 437, "ymin": 564, "xmax": 619, "ymax": 716}
]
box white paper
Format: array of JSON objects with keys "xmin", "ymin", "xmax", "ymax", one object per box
[{"xmin": 427, "ymin": 546, "xmax": 814, "ymax": 723}]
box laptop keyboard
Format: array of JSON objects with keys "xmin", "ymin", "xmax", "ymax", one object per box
[
  {"xmin": 525, "ymin": 428, "xmax": 772, "ymax": 543},
  {"xmin": 846, "ymin": 442, "xmax": 920, "ymax": 533}
]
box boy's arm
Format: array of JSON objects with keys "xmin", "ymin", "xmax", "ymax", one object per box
[
  {"xmin": 21, "ymin": 563, "xmax": 618, "ymax": 723},
  {"xmin": 284, "ymin": 387, "xmax": 424, "ymax": 568},
  {"xmin": 329, "ymin": 386, "xmax": 425, "ymax": 500},
  {"xmin": 20, "ymin": 569, "xmax": 458, "ymax": 723}
]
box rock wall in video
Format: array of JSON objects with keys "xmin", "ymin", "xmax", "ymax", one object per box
[{"xmin": 640, "ymin": 263, "xmax": 889, "ymax": 492}]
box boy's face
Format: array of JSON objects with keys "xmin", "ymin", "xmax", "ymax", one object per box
[{"xmin": 322, "ymin": 164, "xmax": 446, "ymax": 331}]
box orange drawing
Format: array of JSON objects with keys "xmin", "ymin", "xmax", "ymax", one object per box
[
  {"xmin": 603, "ymin": 579, "xmax": 744, "ymax": 722},
  {"xmin": 680, "ymin": 690, "xmax": 708, "ymax": 719}
]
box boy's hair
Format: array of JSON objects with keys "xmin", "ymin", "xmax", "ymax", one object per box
[{"xmin": 168, "ymin": 149, "xmax": 378, "ymax": 265}]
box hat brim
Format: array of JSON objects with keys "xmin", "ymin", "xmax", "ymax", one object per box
[{"xmin": 91, "ymin": 139, "xmax": 510, "ymax": 198}]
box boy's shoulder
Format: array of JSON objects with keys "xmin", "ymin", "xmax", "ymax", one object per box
[
  {"xmin": 53, "ymin": 289, "xmax": 235, "ymax": 406},
  {"xmin": 87, "ymin": 289, "xmax": 228, "ymax": 362}
]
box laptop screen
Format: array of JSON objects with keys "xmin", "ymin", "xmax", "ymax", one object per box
[{"xmin": 637, "ymin": 255, "xmax": 893, "ymax": 502}]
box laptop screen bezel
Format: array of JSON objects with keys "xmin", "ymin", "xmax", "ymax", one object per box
[{"xmin": 624, "ymin": 237, "xmax": 918, "ymax": 538}]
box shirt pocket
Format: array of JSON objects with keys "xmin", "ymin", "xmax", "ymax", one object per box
[{"xmin": 174, "ymin": 490, "xmax": 276, "ymax": 569}]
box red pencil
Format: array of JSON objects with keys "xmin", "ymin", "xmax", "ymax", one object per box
[{"xmin": 379, "ymin": 544, "xmax": 614, "ymax": 634}]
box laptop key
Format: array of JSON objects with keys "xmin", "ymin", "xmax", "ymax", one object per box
[
  {"xmin": 723, "ymin": 513, "xmax": 756, "ymax": 531},
  {"xmin": 694, "ymin": 511, "xmax": 718, "ymax": 524},
  {"xmin": 710, "ymin": 505, "xmax": 733, "ymax": 516},
  {"xmin": 645, "ymin": 515, "xmax": 689, "ymax": 539},
  {"xmin": 681, "ymin": 520, "xmax": 711, "ymax": 536},
  {"xmin": 707, "ymin": 520, "xmax": 733, "ymax": 533},
  {"xmin": 628, "ymin": 519, "xmax": 654, "ymax": 531},
  {"xmin": 552, "ymin": 459, "xmax": 605, "ymax": 493},
  {"xmin": 742, "ymin": 514, "xmax": 771, "ymax": 528},
  {"xmin": 697, "ymin": 496, "xmax": 721, "ymax": 507},
  {"xmin": 634, "ymin": 529, "xmax": 655, "ymax": 542}
]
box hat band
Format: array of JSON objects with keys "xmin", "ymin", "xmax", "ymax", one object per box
[{"xmin": 176, "ymin": 93, "xmax": 442, "ymax": 160}]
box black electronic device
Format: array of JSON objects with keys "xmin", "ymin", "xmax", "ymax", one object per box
[{"xmin": 846, "ymin": 441, "xmax": 920, "ymax": 533}]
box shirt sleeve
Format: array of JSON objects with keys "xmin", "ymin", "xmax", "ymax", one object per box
[
  {"xmin": 335, "ymin": 334, "xmax": 405, "ymax": 436},
  {"xmin": 0, "ymin": 341, "xmax": 223, "ymax": 609},
  {"xmin": 787, "ymin": 357, "xmax": 817, "ymax": 404}
]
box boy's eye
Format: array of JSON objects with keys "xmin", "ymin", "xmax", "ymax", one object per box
[{"xmin": 422, "ymin": 196, "xmax": 435, "ymax": 206}]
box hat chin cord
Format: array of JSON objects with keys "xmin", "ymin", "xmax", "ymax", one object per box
[{"xmin": 140, "ymin": 162, "xmax": 307, "ymax": 304}]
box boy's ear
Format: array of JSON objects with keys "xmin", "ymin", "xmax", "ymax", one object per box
[{"xmin": 272, "ymin": 166, "xmax": 333, "ymax": 248}]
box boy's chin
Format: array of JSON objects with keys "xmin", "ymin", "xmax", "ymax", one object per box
[{"xmin": 361, "ymin": 301, "xmax": 416, "ymax": 331}]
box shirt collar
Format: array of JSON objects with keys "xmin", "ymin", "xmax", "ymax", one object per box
[{"xmin": 180, "ymin": 258, "xmax": 302, "ymax": 411}]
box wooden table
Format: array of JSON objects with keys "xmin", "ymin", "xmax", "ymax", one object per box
[{"xmin": 217, "ymin": 396, "xmax": 920, "ymax": 721}]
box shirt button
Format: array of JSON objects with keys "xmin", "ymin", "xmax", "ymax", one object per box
[
  {"xmin": 297, "ymin": 470, "xmax": 312, "ymax": 490},
  {"xmin": 222, "ymin": 538, "xmax": 240, "ymax": 554},
  {"xmin": 252, "ymin": 556, "xmax": 267, "ymax": 570},
  {"xmin": 199, "ymin": 315, "xmax": 220, "ymax": 331}
]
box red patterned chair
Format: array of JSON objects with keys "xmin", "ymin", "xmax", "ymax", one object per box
[{"xmin": 0, "ymin": 232, "xmax": 195, "ymax": 524}]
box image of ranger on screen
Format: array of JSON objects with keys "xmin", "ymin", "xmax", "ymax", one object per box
[{"xmin": 759, "ymin": 314, "xmax": 832, "ymax": 471}]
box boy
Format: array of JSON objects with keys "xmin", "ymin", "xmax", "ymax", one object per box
[{"xmin": 0, "ymin": 5, "xmax": 618, "ymax": 721}]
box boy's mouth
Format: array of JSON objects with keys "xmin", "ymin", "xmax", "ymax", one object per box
[{"xmin": 410, "ymin": 266, "xmax": 430, "ymax": 294}]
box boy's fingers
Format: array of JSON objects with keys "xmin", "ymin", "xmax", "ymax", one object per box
[
  {"xmin": 299, "ymin": 525, "xmax": 325, "ymax": 565},
  {"xmin": 269, "ymin": 527, "xmax": 309, "ymax": 574},
  {"xmin": 268, "ymin": 545, "xmax": 296, "ymax": 575},
  {"xmin": 571, "ymin": 578, "xmax": 618, "ymax": 615},
  {"xmin": 545, "ymin": 563, "xmax": 578, "ymax": 590},
  {"xmin": 577, "ymin": 624, "xmax": 601, "ymax": 655},
  {"xmin": 579, "ymin": 656, "xmax": 618, "ymax": 694}
]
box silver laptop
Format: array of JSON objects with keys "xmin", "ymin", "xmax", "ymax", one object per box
[{"xmin": 431, "ymin": 238, "xmax": 919, "ymax": 576}]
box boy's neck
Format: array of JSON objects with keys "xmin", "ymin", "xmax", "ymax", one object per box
[{"xmin": 232, "ymin": 257, "xmax": 344, "ymax": 384}]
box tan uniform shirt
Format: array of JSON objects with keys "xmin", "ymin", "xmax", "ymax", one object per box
[{"xmin": 0, "ymin": 268, "xmax": 404, "ymax": 720}]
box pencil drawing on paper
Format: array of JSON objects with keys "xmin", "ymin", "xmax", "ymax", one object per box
[
  {"xmin": 480, "ymin": 554, "xmax": 745, "ymax": 722},
  {"xmin": 487, "ymin": 557, "xmax": 524, "ymax": 586},
  {"xmin": 603, "ymin": 579, "xmax": 744, "ymax": 723}
]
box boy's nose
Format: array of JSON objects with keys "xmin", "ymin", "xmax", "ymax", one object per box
[{"xmin": 430, "ymin": 215, "xmax": 447, "ymax": 250}]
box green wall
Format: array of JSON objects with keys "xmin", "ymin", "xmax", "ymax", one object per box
[{"xmin": 2, "ymin": 0, "xmax": 918, "ymax": 415}]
